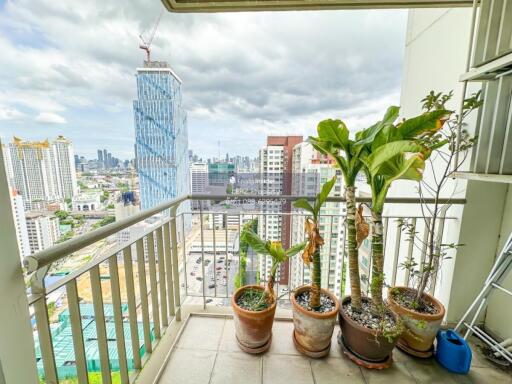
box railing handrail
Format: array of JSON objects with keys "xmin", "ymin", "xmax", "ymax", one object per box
[{"xmin": 24, "ymin": 193, "xmax": 466, "ymax": 273}]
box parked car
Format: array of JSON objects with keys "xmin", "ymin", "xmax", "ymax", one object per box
[{"xmin": 196, "ymin": 277, "xmax": 203, "ymax": 281}]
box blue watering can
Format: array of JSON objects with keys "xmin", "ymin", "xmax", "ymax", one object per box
[{"xmin": 435, "ymin": 330, "xmax": 472, "ymax": 374}]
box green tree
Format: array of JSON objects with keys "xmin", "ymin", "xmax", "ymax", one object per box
[
  {"xmin": 309, "ymin": 121, "xmax": 367, "ymax": 312},
  {"xmin": 293, "ymin": 175, "xmax": 336, "ymax": 310}
]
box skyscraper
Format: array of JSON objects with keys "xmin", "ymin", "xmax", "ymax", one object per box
[
  {"xmin": 258, "ymin": 135, "xmax": 302, "ymax": 284},
  {"xmin": 133, "ymin": 61, "xmax": 190, "ymax": 211},
  {"xmin": 51, "ymin": 136, "xmax": 78, "ymax": 199}
]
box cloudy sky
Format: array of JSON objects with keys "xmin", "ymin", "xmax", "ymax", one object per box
[{"xmin": 0, "ymin": 0, "xmax": 407, "ymax": 160}]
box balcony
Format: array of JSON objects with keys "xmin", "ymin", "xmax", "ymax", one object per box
[{"xmin": 12, "ymin": 195, "xmax": 512, "ymax": 383}]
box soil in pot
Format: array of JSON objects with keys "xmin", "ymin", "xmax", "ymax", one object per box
[
  {"xmin": 232, "ymin": 285, "xmax": 276, "ymax": 354},
  {"xmin": 295, "ymin": 290, "xmax": 336, "ymax": 313},
  {"xmin": 339, "ymin": 296, "xmax": 401, "ymax": 365},
  {"xmin": 291, "ymin": 286, "xmax": 339, "ymax": 358},
  {"xmin": 387, "ymin": 287, "xmax": 445, "ymax": 356}
]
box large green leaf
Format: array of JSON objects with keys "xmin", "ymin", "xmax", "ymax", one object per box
[
  {"xmin": 285, "ymin": 241, "xmax": 308, "ymax": 257},
  {"xmin": 317, "ymin": 119, "xmax": 349, "ymax": 149},
  {"xmin": 293, "ymin": 198, "xmax": 315, "ymax": 215},
  {"xmin": 365, "ymin": 140, "xmax": 424, "ymax": 177},
  {"xmin": 356, "ymin": 106, "xmax": 400, "ymax": 147},
  {"xmin": 268, "ymin": 241, "xmax": 287, "ymax": 262},
  {"xmin": 241, "ymin": 230, "xmax": 269, "ymax": 255},
  {"xmin": 314, "ymin": 175, "xmax": 337, "ymax": 216},
  {"xmin": 397, "ymin": 109, "xmax": 451, "ymax": 138},
  {"xmin": 309, "ymin": 137, "xmax": 349, "ymax": 176}
]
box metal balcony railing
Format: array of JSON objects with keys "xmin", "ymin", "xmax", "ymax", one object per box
[{"xmin": 24, "ymin": 194, "xmax": 464, "ymax": 384}]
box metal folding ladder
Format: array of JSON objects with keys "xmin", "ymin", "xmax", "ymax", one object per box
[{"xmin": 455, "ymin": 232, "xmax": 512, "ymax": 363}]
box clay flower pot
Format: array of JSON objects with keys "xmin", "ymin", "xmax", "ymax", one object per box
[
  {"xmin": 388, "ymin": 286, "xmax": 445, "ymax": 357},
  {"xmin": 231, "ymin": 285, "xmax": 277, "ymax": 354},
  {"xmin": 291, "ymin": 285, "xmax": 340, "ymax": 358},
  {"xmin": 338, "ymin": 296, "xmax": 399, "ymax": 364}
]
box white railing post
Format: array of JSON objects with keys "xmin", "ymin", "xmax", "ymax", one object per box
[{"xmin": 0, "ymin": 141, "xmax": 39, "ymax": 383}]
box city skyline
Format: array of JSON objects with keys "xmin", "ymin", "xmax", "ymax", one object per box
[{"xmin": 0, "ymin": 1, "xmax": 406, "ymax": 160}]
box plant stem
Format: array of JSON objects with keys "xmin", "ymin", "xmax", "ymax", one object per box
[
  {"xmin": 346, "ymin": 186, "xmax": 362, "ymax": 311},
  {"xmin": 370, "ymin": 210, "xmax": 384, "ymax": 315},
  {"xmin": 311, "ymin": 247, "xmax": 321, "ymax": 309}
]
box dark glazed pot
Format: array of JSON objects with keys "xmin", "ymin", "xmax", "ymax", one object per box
[
  {"xmin": 291, "ymin": 285, "xmax": 340, "ymax": 358},
  {"xmin": 339, "ymin": 296, "xmax": 399, "ymax": 362},
  {"xmin": 231, "ymin": 285, "xmax": 276, "ymax": 354}
]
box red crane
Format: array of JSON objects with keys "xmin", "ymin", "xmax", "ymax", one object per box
[{"xmin": 139, "ymin": 10, "xmax": 164, "ymax": 63}]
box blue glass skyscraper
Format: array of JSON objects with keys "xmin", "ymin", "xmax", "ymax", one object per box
[{"xmin": 133, "ymin": 61, "xmax": 190, "ymax": 211}]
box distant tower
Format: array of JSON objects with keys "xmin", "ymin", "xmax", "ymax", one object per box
[{"xmin": 133, "ymin": 61, "xmax": 190, "ymax": 212}]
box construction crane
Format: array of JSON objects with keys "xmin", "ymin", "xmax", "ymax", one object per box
[{"xmin": 139, "ymin": 10, "xmax": 164, "ymax": 63}]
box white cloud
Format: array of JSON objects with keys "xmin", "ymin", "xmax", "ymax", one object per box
[
  {"xmin": 0, "ymin": 106, "xmax": 25, "ymax": 120},
  {"xmin": 0, "ymin": 0, "xmax": 407, "ymax": 158},
  {"xmin": 35, "ymin": 112, "xmax": 67, "ymax": 124}
]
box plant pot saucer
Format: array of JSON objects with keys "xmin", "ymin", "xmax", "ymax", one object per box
[
  {"xmin": 396, "ymin": 339, "xmax": 434, "ymax": 358},
  {"xmin": 237, "ymin": 333, "xmax": 272, "ymax": 354},
  {"xmin": 293, "ymin": 330, "xmax": 331, "ymax": 358},
  {"xmin": 337, "ymin": 331, "xmax": 393, "ymax": 369}
]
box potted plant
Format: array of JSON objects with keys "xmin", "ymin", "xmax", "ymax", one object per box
[
  {"xmin": 232, "ymin": 229, "xmax": 306, "ymax": 354},
  {"xmin": 387, "ymin": 91, "xmax": 482, "ymax": 357},
  {"xmin": 291, "ymin": 175, "xmax": 340, "ymax": 357},
  {"xmin": 313, "ymin": 104, "xmax": 451, "ymax": 367}
]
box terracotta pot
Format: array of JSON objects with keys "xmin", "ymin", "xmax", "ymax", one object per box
[
  {"xmin": 338, "ymin": 296, "xmax": 399, "ymax": 362},
  {"xmin": 291, "ymin": 285, "xmax": 340, "ymax": 358},
  {"xmin": 231, "ymin": 285, "xmax": 276, "ymax": 354},
  {"xmin": 388, "ymin": 286, "xmax": 445, "ymax": 354}
]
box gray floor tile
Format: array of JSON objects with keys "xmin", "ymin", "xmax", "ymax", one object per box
[
  {"xmin": 267, "ymin": 320, "xmax": 301, "ymax": 356},
  {"xmin": 158, "ymin": 348, "xmax": 217, "ymax": 384},
  {"xmin": 219, "ymin": 319, "xmax": 241, "ymax": 352},
  {"xmin": 177, "ymin": 316, "xmax": 225, "ymax": 351},
  {"xmin": 361, "ymin": 361, "xmax": 418, "ymax": 383},
  {"xmin": 452, "ymin": 366, "xmax": 512, "ymax": 384},
  {"xmin": 263, "ymin": 354, "xmax": 314, "ymax": 384},
  {"xmin": 311, "ymin": 357, "xmax": 365, "ymax": 383},
  {"xmin": 210, "ymin": 351, "xmax": 262, "ymax": 384}
]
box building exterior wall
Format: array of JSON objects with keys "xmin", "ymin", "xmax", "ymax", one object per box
[
  {"xmin": 26, "ymin": 213, "xmax": 60, "ymax": 254},
  {"xmin": 52, "ymin": 136, "xmax": 78, "ymax": 199},
  {"xmin": 290, "ymin": 142, "xmax": 345, "ymax": 295},
  {"xmin": 10, "ymin": 192, "xmax": 30, "ymax": 258},
  {"xmin": 133, "ymin": 64, "xmax": 190, "ymax": 213}
]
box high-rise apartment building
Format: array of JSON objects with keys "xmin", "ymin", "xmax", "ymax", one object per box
[
  {"xmin": 290, "ymin": 142, "xmax": 345, "ymax": 295},
  {"xmin": 133, "ymin": 61, "xmax": 190, "ymax": 211},
  {"xmin": 51, "ymin": 136, "xmax": 78, "ymax": 199},
  {"xmin": 190, "ymin": 162, "xmax": 209, "ymax": 210},
  {"xmin": 258, "ymin": 136, "xmax": 302, "ymax": 284},
  {"xmin": 25, "ymin": 212, "xmax": 60, "ymax": 254},
  {"xmin": 10, "ymin": 190, "xmax": 30, "ymax": 259},
  {"xmin": 5, "ymin": 138, "xmax": 59, "ymax": 210}
]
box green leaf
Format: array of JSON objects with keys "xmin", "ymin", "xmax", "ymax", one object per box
[
  {"xmin": 397, "ymin": 109, "xmax": 451, "ymax": 138},
  {"xmin": 355, "ymin": 106, "xmax": 400, "ymax": 147},
  {"xmin": 314, "ymin": 175, "xmax": 337, "ymax": 215},
  {"xmin": 241, "ymin": 230, "xmax": 269, "ymax": 255},
  {"xmin": 365, "ymin": 141, "xmax": 424, "ymax": 177},
  {"xmin": 309, "ymin": 137, "xmax": 349, "ymax": 176},
  {"xmin": 269, "ymin": 241, "xmax": 286, "ymax": 262},
  {"xmin": 293, "ymin": 198, "xmax": 315, "ymax": 215},
  {"xmin": 317, "ymin": 119, "xmax": 349, "ymax": 149},
  {"xmin": 285, "ymin": 241, "xmax": 308, "ymax": 257}
]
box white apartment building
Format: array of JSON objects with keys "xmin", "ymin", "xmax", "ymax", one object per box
[
  {"xmin": 257, "ymin": 145, "xmax": 284, "ymax": 282},
  {"xmin": 10, "ymin": 191, "xmax": 30, "ymax": 259},
  {"xmin": 25, "ymin": 212, "xmax": 60, "ymax": 254},
  {"xmin": 190, "ymin": 162, "xmax": 209, "ymax": 210},
  {"xmin": 5, "ymin": 137, "xmax": 78, "ymax": 210},
  {"xmin": 290, "ymin": 142, "xmax": 345, "ymax": 296},
  {"xmin": 51, "ymin": 136, "xmax": 78, "ymax": 199}
]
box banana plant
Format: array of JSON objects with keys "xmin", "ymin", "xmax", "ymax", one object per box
[
  {"xmin": 293, "ymin": 175, "xmax": 337, "ymax": 310},
  {"xmin": 356, "ymin": 106, "xmax": 452, "ymax": 315},
  {"xmin": 308, "ymin": 121, "xmax": 366, "ymax": 312},
  {"xmin": 241, "ymin": 229, "xmax": 306, "ymax": 305}
]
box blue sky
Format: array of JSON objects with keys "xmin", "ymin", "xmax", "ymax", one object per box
[{"xmin": 0, "ymin": 0, "xmax": 407, "ymax": 160}]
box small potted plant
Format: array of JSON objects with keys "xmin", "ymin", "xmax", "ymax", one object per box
[
  {"xmin": 388, "ymin": 91, "xmax": 482, "ymax": 357},
  {"xmin": 291, "ymin": 175, "xmax": 340, "ymax": 358},
  {"xmin": 232, "ymin": 229, "xmax": 306, "ymax": 354}
]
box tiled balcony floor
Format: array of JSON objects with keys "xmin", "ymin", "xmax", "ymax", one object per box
[{"xmin": 157, "ymin": 314, "xmax": 512, "ymax": 384}]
